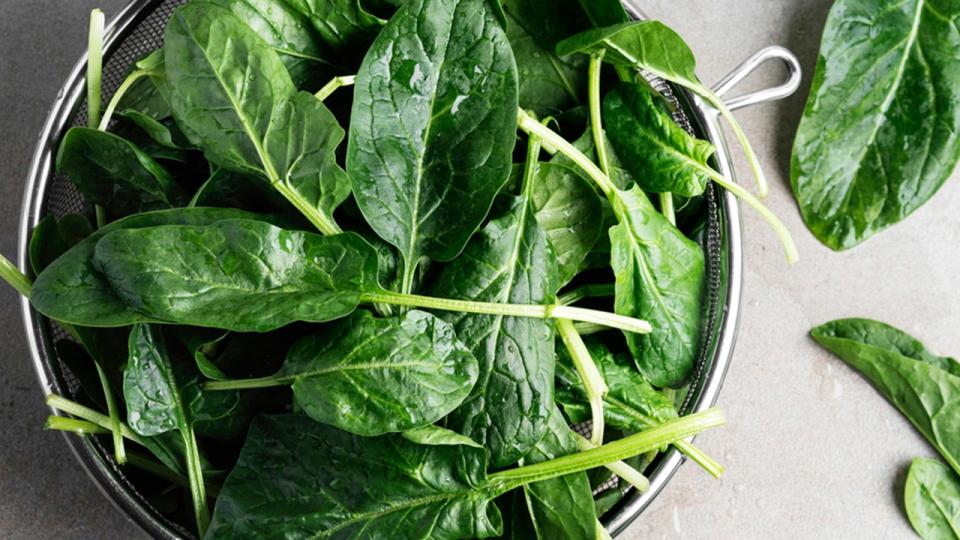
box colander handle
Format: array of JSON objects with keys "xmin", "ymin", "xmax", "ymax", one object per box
[{"xmin": 710, "ymin": 46, "xmax": 802, "ymax": 111}]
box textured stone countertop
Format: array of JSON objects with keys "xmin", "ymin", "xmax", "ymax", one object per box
[{"xmin": 1, "ymin": 1, "xmax": 955, "ymax": 538}]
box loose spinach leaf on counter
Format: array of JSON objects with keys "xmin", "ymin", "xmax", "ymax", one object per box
[
  {"xmin": 429, "ymin": 196, "xmax": 559, "ymax": 467},
  {"xmin": 905, "ymin": 458, "xmax": 960, "ymax": 540},
  {"xmin": 604, "ymin": 82, "xmax": 715, "ymax": 197},
  {"xmin": 30, "ymin": 209, "xmax": 288, "ymax": 328},
  {"xmin": 813, "ymin": 319, "xmax": 960, "ymax": 475},
  {"xmin": 791, "ymin": 0, "xmax": 960, "ymax": 250},
  {"xmin": 347, "ymin": 0, "xmax": 519, "ymax": 293},
  {"xmin": 208, "ymin": 310, "xmax": 479, "ymax": 436},
  {"xmin": 164, "ymin": 2, "xmax": 351, "ymax": 235},
  {"xmin": 57, "ymin": 127, "xmax": 186, "ymax": 207}
]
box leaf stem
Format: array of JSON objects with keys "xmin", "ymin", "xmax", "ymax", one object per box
[
  {"xmin": 659, "ymin": 192, "xmax": 676, "ymax": 225},
  {"xmin": 559, "ymin": 283, "xmax": 614, "ymax": 306},
  {"xmin": 557, "ymin": 319, "xmax": 607, "ymax": 446},
  {"xmin": 703, "ymin": 167, "xmax": 798, "ymax": 264},
  {"xmin": 86, "ymin": 9, "xmax": 105, "ymax": 129},
  {"xmin": 696, "ymin": 85, "xmax": 769, "ymax": 198},
  {"xmin": 93, "ymin": 359, "xmax": 127, "ymax": 464},
  {"xmin": 44, "ymin": 416, "xmax": 109, "ymax": 435},
  {"xmin": 488, "ymin": 408, "xmax": 724, "ymax": 491},
  {"xmin": 181, "ymin": 427, "xmax": 209, "ymax": 538},
  {"xmin": 203, "ymin": 376, "xmax": 287, "ymax": 391},
  {"xmin": 97, "ymin": 69, "xmax": 148, "ymax": 131},
  {"xmin": 589, "ymin": 52, "xmax": 611, "ymax": 177},
  {"xmin": 574, "ymin": 433, "xmax": 649, "ymax": 493},
  {"xmin": 315, "ymin": 75, "xmax": 356, "ymax": 102},
  {"xmin": 518, "ymin": 109, "xmax": 617, "ymax": 198},
  {"xmin": 272, "ymin": 181, "xmax": 342, "ymax": 236},
  {"xmin": 0, "ymin": 254, "xmax": 32, "ymax": 298},
  {"xmin": 362, "ymin": 290, "xmax": 652, "ymax": 334},
  {"xmin": 520, "ymin": 114, "xmax": 543, "ymax": 198},
  {"xmin": 47, "ymin": 394, "xmax": 148, "ymax": 446}
]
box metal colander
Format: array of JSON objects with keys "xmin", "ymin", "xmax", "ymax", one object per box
[{"xmin": 16, "ymin": 0, "xmax": 801, "ymax": 537}]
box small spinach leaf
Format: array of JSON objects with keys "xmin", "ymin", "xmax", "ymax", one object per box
[
  {"xmin": 791, "ymin": 0, "xmax": 960, "ymax": 250},
  {"xmin": 813, "ymin": 319, "xmax": 960, "ymax": 475},
  {"xmin": 905, "ymin": 458, "xmax": 960, "ymax": 540},
  {"xmin": 56, "ymin": 127, "xmax": 186, "ymax": 207},
  {"xmin": 347, "ymin": 0, "xmax": 519, "ymax": 292},
  {"xmin": 604, "ymin": 82, "xmax": 714, "ymax": 197},
  {"xmin": 402, "ymin": 424, "xmax": 483, "ymax": 448}
]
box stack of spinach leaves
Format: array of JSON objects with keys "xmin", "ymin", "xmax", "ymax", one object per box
[{"xmin": 0, "ymin": 0, "xmax": 803, "ymax": 537}]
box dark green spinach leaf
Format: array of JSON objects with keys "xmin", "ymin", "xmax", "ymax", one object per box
[
  {"xmin": 347, "ymin": 0, "xmax": 519, "ymax": 292},
  {"xmin": 791, "ymin": 0, "xmax": 960, "ymax": 250}
]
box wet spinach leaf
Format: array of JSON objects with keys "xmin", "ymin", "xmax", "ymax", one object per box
[
  {"xmin": 604, "ymin": 82, "xmax": 714, "ymax": 197},
  {"xmin": 347, "ymin": 0, "xmax": 519, "ymax": 292},
  {"xmin": 429, "ymin": 196, "xmax": 558, "ymax": 467},
  {"xmin": 208, "ymin": 310, "xmax": 479, "ymax": 436},
  {"xmin": 813, "ymin": 319, "xmax": 960, "ymax": 475},
  {"xmin": 31, "ymin": 208, "xmax": 289, "ymax": 328},
  {"xmin": 283, "ymin": 0, "xmax": 385, "ymax": 53},
  {"xmin": 905, "ymin": 458, "xmax": 960, "ymax": 540},
  {"xmin": 791, "ymin": 0, "xmax": 960, "ymax": 250},
  {"xmin": 91, "ymin": 220, "xmax": 379, "ymax": 332},
  {"xmin": 164, "ymin": 2, "xmax": 350, "ymax": 235},
  {"xmin": 56, "ymin": 127, "xmax": 186, "ymax": 207}
]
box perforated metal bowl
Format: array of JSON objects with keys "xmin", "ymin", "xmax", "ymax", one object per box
[{"xmin": 17, "ymin": 1, "xmax": 801, "ymax": 537}]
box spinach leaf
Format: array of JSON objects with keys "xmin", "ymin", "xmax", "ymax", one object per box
[
  {"xmin": 813, "ymin": 319, "xmax": 960, "ymax": 475},
  {"xmin": 501, "ymin": 0, "xmax": 588, "ymax": 117},
  {"xmin": 56, "ymin": 127, "xmax": 185, "ymax": 207},
  {"xmin": 207, "ymin": 310, "xmax": 480, "ymax": 436},
  {"xmin": 530, "ymin": 162, "xmax": 603, "ymax": 286},
  {"xmin": 118, "ymin": 110, "xmax": 191, "ymax": 150},
  {"xmin": 125, "ymin": 324, "xmax": 209, "ymax": 535},
  {"xmin": 428, "ymin": 196, "xmax": 559, "ymax": 467},
  {"xmin": 905, "ymin": 458, "xmax": 960, "ymax": 540},
  {"xmin": 29, "ymin": 215, "xmax": 92, "ymax": 275},
  {"xmin": 91, "ymin": 220, "xmax": 379, "ymax": 332},
  {"xmin": 31, "ymin": 208, "xmax": 287, "ymax": 328},
  {"xmin": 610, "ymin": 186, "xmax": 705, "ymax": 388},
  {"xmin": 402, "ymin": 424, "xmax": 483, "ymax": 448},
  {"xmin": 577, "ymin": 0, "xmax": 629, "ymax": 26},
  {"xmin": 207, "ymin": 410, "xmax": 724, "ymax": 538},
  {"xmin": 283, "ymin": 0, "xmax": 385, "ymax": 53},
  {"xmin": 164, "ymin": 3, "xmax": 350, "ymax": 235},
  {"xmin": 519, "ymin": 407, "xmax": 596, "ymax": 540},
  {"xmin": 556, "ymin": 20, "xmax": 770, "ymax": 198},
  {"xmin": 604, "ymin": 82, "xmax": 714, "ymax": 197},
  {"xmin": 200, "ymin": 0, "xmax": 347, "ymax": 86},
  {"xmin": 791, "ymin": 0, "xmax": 960, "ymax": 250},
  {"xmin": 347, "ymin": 0, "xmax": 519, "ymax": 293}
]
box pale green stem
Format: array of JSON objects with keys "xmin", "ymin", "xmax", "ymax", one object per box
[
  {"xmin": 204, "ymin": 376, "xmax": 287, "ymax": 391},
  {"xmin": 315, "ymin": 75, "xmax": 356, "ymax": 101},
  {"xmin": 47, "ymin": 394, "xmax": 149, "ymax": 446},
  {"xmin": 44, "ymin": 416, "xmax": 109, "ymax": 435},
  {"xmin": 518, "ymin": 109, "xmax": 617, "ymax": 198},
  {"xmin": 589, "ymin": 52, "xmax": 611, "ymax": 177},
  {"xmin": 557, "ymin": 319, "xmax": 607, "ymax": 446},
  {"xmin": 559, "ymin": 284, "xmax": 615, "ymax": 306},
  {"xmin": 574, "ymin": 322, "xmax": 606, "ymax": 335},
  {"xmin": 272, "ymin": 182, "xmax": 342, "ymax": 236},
  {"xmin": 362, "ymin": 290, "xmax": 652, "ymax": 335},
  {"xmin": 597, "ymin": 521, "xmax": 614, "ymax": 540},
  {"xmin": 520, "ymin": 115, "xmax": 543, "ymax": 198},
  {"xmin": 181, "ymin": 427, "xmax": 209, "ymax": 537},
  {"xmin": 488, "ymin": 408, "xmax": 724, "ymax": 490},
  {"xmin": 696, "ymin": 85, "xmax": 769, "ymax": 198},
  {"xmin": 659, "ymin": 192, "xmax": 676, "ymax": 226},
  {"xmin": 575, "ymin": 434, "xmax": 650, "ymax": 493},
  {"xmin": 95, "ymin": 206, "xmax": 108, "ymax": 229},
  {"xmin": 702, "ymin": 167, "xmax": 798, "ymax": 264},
  {"xmin": 93, "ymin": 359, "xmax": 127, "ymax": 464},
  {"xmin": 86, "ymin": 9, "xmax": 104, "ymax": 129},
  {"xmin": 98, "ymin": 70, "xmax": 148, "ymax": 130},
  {"xmin": 0, "ymin": 254, "xmax": 32, "ymax": 298}
]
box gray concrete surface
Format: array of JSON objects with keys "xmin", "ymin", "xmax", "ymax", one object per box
[{"xmin": 0, "ymin": 1, "xmax": 954, "ymax": 538}]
